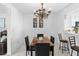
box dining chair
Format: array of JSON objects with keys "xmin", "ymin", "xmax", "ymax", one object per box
[
  {"xmin": 50, "ymin": 36, "xmax": 54, "ymax": 44},
  {"xmin": 0, "ymin": 30, "xmax": 7, "ymax": 37},
  {"xmin": 69, "ymin": 36, "xmax": 79, "ymax": 56},
  {"xmin": 35, "ymin": 43, "xmax": 50, "ymax": 56},
  {"xmin": 37, "ymin": 34, "xmax": 44, "ymax": 38},
  {"xmin": 50, "ymin": 36, "xmax": 54, "ymax": 56},
  {"xmin": 25, "ymin": 36, "xmax": 30, "ymax": 56},
  {"xmin": 0, "ymin": 38, "xmax": 7, "ymax": 55},
  {"xmin": 58, "ymin": 33, "xmax": 69, "ymax": 53}
]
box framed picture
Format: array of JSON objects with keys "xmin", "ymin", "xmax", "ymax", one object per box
[
  {"xmin": 33, "ymin": 18, "xmax": 37, "ymax": 28},
  {"xmin": 39, "ymin": 19, "xmax": 43, "ymax": 28},
  {"xmin": 0, "ymin": 18, "xmax": 5, "ymax": 28}
]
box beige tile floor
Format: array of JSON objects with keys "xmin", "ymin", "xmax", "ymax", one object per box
[{"xmin": 12, "ymin": 43, "xmax": 70, "ymax": 56}]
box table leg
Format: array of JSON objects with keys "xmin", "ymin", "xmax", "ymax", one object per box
[
  {"xmin": 31, "ymin": 51, "xmax": 32, "ymax": 56},
  {"xmin": 31, "ymin": 46, "xmax": 33, "ymax": 56}
]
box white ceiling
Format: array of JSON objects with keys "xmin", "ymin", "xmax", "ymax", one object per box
[
  {"xmin": 12, "ymin": 3, "xmax": 71, "ymax": 14},
  {"xmin": 0, "ymin": 4, "xmax": 8, "ymax": 14}
]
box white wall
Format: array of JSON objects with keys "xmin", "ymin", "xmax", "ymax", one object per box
[
  {"xmin": 3, "ymin": 3, "xmax": 24, "ymax": 55},
  {"xmin": 10, "ymin": 4, "xmax": 24, "ymax": 54},
  {"xmin": 23, "ymin": 12, "xmax": 57, "ymax": 44}
]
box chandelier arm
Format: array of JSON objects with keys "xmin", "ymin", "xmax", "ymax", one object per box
[{"xmin": 41, "ymin": 3, "xmax": 43, "ymax": 9}]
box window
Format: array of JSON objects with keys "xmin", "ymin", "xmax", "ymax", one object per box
[
  {"xmin": 33, "ymin": 18, "xmax": 37, "ymax": 28},
  {"xmin": 0, "ymin": 18, "xmax": 5, "ymax": 28},
  {"xmin": 33, "ymin": 18, "xmax": 44, "ymax": 28},
  {"xmin": 39, "ymin": 19, "xmax": 43, "ymax": 28}
]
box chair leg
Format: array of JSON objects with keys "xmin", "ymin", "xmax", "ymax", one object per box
[
  {"xmin": 71, "ymin": 49, "xmax": 73, "ymax": 56},
  {"xmin": 67, "ymin": 43, "xmax": 70, "ymax": 53},
  {"xmin": 26, "ymin": 50, "xmax": 27, "ymax": 56},
  {"xmin": 62, "ymin": 43, "xmax": 63, "ymax": 53},
  {"xmin": 77, "ymin": 52, "xmax": 79, "ymax": 56},
  {"xmin": 59, "ymin": 42, "xmax": 61, "ymax": 49}
]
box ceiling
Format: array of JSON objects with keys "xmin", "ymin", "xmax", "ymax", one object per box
[
  {"xmin": 0, "ymin": 4, "xmax": 8, "ymax": 14},
  {"xmin": 12, "ymin": 3, "xmax": 71, "ymax": 14}
]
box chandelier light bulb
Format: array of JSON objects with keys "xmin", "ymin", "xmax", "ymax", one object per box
[{"xmin": 48, "ymin": 8, "xmax": 51, "ymax": 11}]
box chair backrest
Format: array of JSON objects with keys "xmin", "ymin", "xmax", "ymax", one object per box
[
  {"xmin": 50, "ymin": 36, "xmax": 54, "ymax": 44},
  {"xmin": 69, "ymin": 36, "xmax": 76, "ymax": 47},
  {"xmin": 37, "ymin": 34, "xmax": 44, "ymax": 38},
  {"xmin": 0, "ymin": 30, "xmax": 7, "ymax": 37},
  {"xmin": 35, "ymin": 43, "xmax": 50, "ymax": 56},
  {"xmin": 25, "ymin": 36, "xmax": 29, "ymax": 50},
  {"xmin": 58, "ymin": 33, "xmax": 62, "ymax": 40}
]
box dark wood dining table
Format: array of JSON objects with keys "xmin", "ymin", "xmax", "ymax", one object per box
[{"xmin": 30, "ymin": 37, "xmax": 54, "ymax": 56}]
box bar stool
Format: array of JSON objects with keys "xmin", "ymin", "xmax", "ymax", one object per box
[
  {"xmin": 69, "ymin": 36, "xmax": 79, "ymax": 56},
  {"xmin": 58, "ymin": 33, "xmax": 70, "ymax": 53}
]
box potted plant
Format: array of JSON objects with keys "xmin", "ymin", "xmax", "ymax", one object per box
[{"xmin": 73, "ymin": 26, "xmax": 78, "ymax": 33}]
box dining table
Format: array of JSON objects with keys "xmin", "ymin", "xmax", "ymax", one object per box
[{"xmin": 30, "ymin": 36, "xmax": 54, "ymax": 56}]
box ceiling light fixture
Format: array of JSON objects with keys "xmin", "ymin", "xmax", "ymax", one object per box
[{"xmin": 34, "ymin": 3, "xmax": 51, "ymax": 20}]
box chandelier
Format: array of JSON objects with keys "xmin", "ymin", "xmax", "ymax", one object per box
[{"xmin": 34, "ymin": 3, "xmax": 51, "ymax": 20}]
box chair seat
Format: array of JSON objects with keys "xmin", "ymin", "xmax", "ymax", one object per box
[
  {"xmin": 71, "ymin": 46, "xmax": 79, "ymax": 52},
  {"xmin": 60, "ymin": 39, "xmax": 68, "ymax": 43}
]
